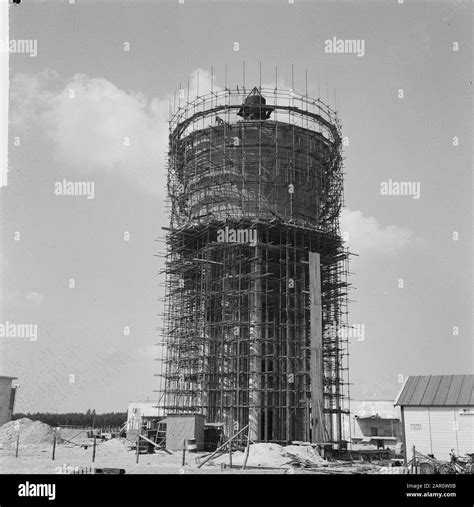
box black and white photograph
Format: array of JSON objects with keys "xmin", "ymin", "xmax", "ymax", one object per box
[{"xmin": 0, "ymin": 0, "xmax": 472, "ymax": 505}]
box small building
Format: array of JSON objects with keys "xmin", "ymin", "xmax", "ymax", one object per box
[
  {"xmin": 0, "ymin": 376, "xmax": 18, "ymax": 426},
  {"xmin": 395, "ymin": 374, "xmax": 474, "ymax": 460},
  {"xmin": 126, "ymin": 400, "xmax": 165, "ymax": 439},
  {"xmin": 346, "ymin": 400, "xmax": 402, "ymax": 449},
  {"xmin": 353, "ymin": 415, "xmax": 402, "ymax": 449},
  {"xmin": 166, "ymin": 414, "xmax": 205, "ymax": 451}
]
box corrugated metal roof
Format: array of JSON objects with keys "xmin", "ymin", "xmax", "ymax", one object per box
[
  {"xmin": 395, "ymin": 375, "xmax": 474, "ymax": 407},
  {"xmin": 458, "ymin": 375, "xmax": 474, "ymax": 405}
]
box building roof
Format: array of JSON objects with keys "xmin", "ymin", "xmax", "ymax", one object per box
[
  {"xmin": 350, "ymin": 400, "xmax": 401, "ymax": 419},
  {"xmin": 357, "ymin": 415, "xmax": 400, "ymax": 421},
  {"xmin": 0, "ymin": 376, "xmax": 17, "ymax": 380},
  {"xmin": 395, "ymin": 375, "xmax": 474, "ymax": 407}
]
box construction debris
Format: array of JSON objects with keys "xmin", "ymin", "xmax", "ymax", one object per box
[
  {"xmin": 284, "ymin": 452, "xmax": 325, "ymax": 469},
  {"xmin": 210, "ymin": 443, "xmax": 325, "ymax": 469},
  {"xmin": 207, "ymin": 443, "xmax": 381, "ymax": 473}
]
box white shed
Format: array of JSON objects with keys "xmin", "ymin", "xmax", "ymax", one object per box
[
  {"xmin": 126, "ymin": 400, "xmax": 165, "ymax": 433},
  {"xmin": 395, "ymin": 375, "xmax": 474, "ymax": 461}
]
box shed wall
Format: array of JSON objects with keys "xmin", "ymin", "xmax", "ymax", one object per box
[
  {"xmin": 0, "ymin": 379, "xmax": 14, "ymax": 426},
  {"xmin": 404, "ymin": 406, "xmax": 473, "ymax": 459},
  {"xmin": 456, "ymin": 409, "xmax": 474, "ymax": 452},
  {"xmin": 166, "ymin": 415, "xmax": 205, "ymax": 451}
]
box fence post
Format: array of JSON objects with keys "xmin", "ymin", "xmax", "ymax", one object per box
[
  {"xmin": 15, "ymin": 432, "xmax": 20, "ymax": 458},
  {"xmin": 52, "ymin": 432, "xmax": 57, "ymax": 460},
  {"xmin": 92, "ymin": 436, "xmax": 97, "ymax": 462}
]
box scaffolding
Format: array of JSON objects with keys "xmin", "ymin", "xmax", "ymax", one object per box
[{"xmin": 158, "ymin": 86, "xmax": 350, "ymax": 445}]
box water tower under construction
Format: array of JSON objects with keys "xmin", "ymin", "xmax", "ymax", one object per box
[{"xmin": 159, "ymin": 85, "xmax": 350, "ymax": 445}]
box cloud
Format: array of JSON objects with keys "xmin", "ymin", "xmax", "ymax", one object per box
[
  {"xmin": 10, "ymin": 68, "xmax": 226, "ymax": 195},
  {"xmin": 187, "ymin": 68, "xmax": 223, "ymax": 97},
  {"xmin": 9, "ymin": 69, "xmax": 58, "ymax": 129},
  {"xmin": 46, "ymin": 74, "xmax": 170, "ymax": 193},
  {"xmin": 340, "ymin": 209, "xmax": 414, "ymax": 256},
  {"xmin": 11, "ymin": 71, "xmax": 171, "ymax": 194}
]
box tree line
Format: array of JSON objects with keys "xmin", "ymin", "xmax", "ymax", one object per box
[{"xmin": 13, "ymin": 409, "xmax": 127, "ymax": 428}]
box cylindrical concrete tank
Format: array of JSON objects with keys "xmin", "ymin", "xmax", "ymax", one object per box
[
  {"xmin": 175, "ymin": 121, "xmax": 335, "ymax": 225},
  {"xmin": 168, "ymin": 87, "xmax": 342, "ymax": 232}
]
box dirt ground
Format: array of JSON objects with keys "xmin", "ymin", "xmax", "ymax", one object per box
[
  {"xmin": 0, "ymin": 443, "xmax": 287, "ymax": 474},
  {"xmin": 0, "ymin": 439, "xmax": 384, "ymax": 475},
  {"xmin": 0, "ymin": 424, "xmax": 384, "ymax": 475}
]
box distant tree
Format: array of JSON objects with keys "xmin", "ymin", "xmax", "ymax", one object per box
[{"xmin": 12, "ymin": 411, "xmax": 127, "ymax": 428}]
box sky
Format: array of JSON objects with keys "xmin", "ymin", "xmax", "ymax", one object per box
[{"xmin": 0, "ymin": 0, "xmax": 472, "ymax": 414}]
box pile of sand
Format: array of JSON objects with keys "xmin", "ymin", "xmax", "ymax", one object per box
[
  {"xmin": 214, "ymin": 442, "xmax": 318, "ymax": 468},
  {"xmin": 213, "ymin": 443, "xmax": 327, "ymax": 468},
  {"xmin": 0, "ymin": 418, "xmax": 62, "ymax": 450}
]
